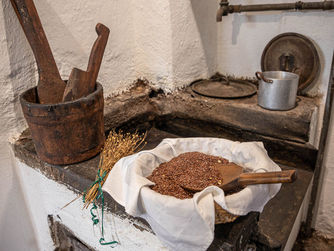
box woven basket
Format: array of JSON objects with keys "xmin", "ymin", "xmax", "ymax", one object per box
[{"xmin": 214, "ymin": 202, "xmax": 238, "ymax": 224}]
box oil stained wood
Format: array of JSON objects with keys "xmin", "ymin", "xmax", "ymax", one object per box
[{"xmin": 10, "ymin": 0, "xmax": 66, "ymax": 104}]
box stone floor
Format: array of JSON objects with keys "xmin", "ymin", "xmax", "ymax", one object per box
[{"xmin": 293, "ymin": 231, "xmax": 334, "ymax": 251}]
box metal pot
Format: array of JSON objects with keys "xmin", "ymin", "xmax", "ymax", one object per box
[{"xmin": 256, "ymin": 71, "xmax": 299, "ymax": 111}]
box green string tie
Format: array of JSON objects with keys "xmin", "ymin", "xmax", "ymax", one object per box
[
  {"xmin": 90, "ymin": 203, "xmax": 99, "ymax": 225},
  {"xmin": 99, "ymin": 237, "xmax": 118, "ymax": 246},
  {"xmin": 83, "ymin": 168, "xmax": 118, "ymax": 247}
]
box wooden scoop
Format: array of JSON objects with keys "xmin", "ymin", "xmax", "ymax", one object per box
[
  {"xmin": 62, "ymin": 23, "xmax": 110, "ymax": 101},
  {"xmin": 182, "ymin": 163, "xmax": 297, "ymax": 192},
  {"xmin": 10, "ymin": 0, "xmax": 66, "ymax": 104}
]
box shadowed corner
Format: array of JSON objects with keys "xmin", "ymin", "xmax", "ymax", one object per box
[{"xmin": 168, "ymin": 0, "xmax": 218, "ymax": 83}]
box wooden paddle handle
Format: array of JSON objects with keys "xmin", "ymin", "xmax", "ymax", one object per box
[
  {"xmin": 238, "ymin": 170, "xmax": 297, "ymax": 186},
  {"xmin": 10, "ymin": 0, "xmax": 62, "ymax": 82},
  {"xmin": 86, "ymin": 23, "xmax": 110, "ymax": 90}
]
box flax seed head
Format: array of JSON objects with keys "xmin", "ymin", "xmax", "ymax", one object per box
[{"xmin": 84, "ymin": 130, "xmax": 146, "ymax": 207}]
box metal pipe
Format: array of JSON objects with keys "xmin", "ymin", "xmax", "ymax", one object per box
[{"xmin": 217, "ymin": 1, "xmax": 334, "ymax": 22}]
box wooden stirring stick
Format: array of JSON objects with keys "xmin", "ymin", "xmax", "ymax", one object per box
[{"xmin": 181, "ymin": 163, "xmax": 297, "ymax": 192}]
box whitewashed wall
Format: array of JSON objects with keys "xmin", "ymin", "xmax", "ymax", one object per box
[
  {"xmin": 216, "ymin": 0, "xmax": 334, "ymax": 147},
  {"xmin": 314, "ymin": 105, "xmax": 334, "ymax": 238},
  {"xmin": 0, "ymin": 0, "xmax": 334, "ymax": 249},
  {"xmin": 214, "ymin": 0, "xmax": 334, "ymax": 237},
  {"xmin": 0, "ymin": 0, "xmax": 38, "ymax": 249},
  {"xmin": 14, "ymin": 159, "xmax": 167, "ymax": 250}
]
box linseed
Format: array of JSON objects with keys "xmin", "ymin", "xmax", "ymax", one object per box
[{"xmin": 147, "ymin": 152, "xmax": 229, "ymax": 199}]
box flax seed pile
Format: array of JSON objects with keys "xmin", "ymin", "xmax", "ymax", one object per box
[{"xmin": 147, "ymin": 152, "xmax": 229, "ymax": 199}]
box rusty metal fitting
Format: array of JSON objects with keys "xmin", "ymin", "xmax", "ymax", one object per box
[
  {"xmin": 217, "ymin": 0, "xmax": 230, "ymax": 21},
  {"xmin": 216, "ymin": 0, "xmax": 334, "ymax": 23},
  {"xmin": 220, "ymin": 0, "xmax": 229, "ymax": 7},
  {"xmin": 295, "ymin": 1, "xmax": 304, "ymax": 9},
  {"xmin": 323, "ymin": 0, "xmax": 334, "ymax": 9}
]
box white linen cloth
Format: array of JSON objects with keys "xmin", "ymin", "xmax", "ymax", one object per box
[{"xmin": 103, "ymin": 138, "xmax": 281, "ymax": 251}]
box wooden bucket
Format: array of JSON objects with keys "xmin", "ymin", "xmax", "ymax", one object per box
[{"xmin": 20, "ymin": 83, "xmax": 105, "ymax": 165}]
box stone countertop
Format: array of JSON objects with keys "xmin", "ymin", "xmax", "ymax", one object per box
[
  {"xmin": 13, "ymin": 83, "xmax": 316, "ymax": 249},
  {"xmin": 105, "ymin": 82, "xmax": 319, "ymax": 145},
  {"xmin": 156, "ymin": 87, "xmax": 319, "ymax": 144},
  {"xmin": 13, "ymin": 127, "xmax": 313, "ymax": 250},
  {"xmin": 104, "ymin": 83, "xmax": 318, "ymax": 171}
]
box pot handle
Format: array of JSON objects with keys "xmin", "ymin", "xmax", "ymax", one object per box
[
  {"xmin": 292, "ymin": 67, "xmax": 302, "ymax": 76},
  {"xmin": 255, "ymin": 71, "xmax": 273, "ymax": 83}
]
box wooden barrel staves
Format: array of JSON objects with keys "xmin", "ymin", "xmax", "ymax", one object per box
[{"xmin": 20, "ymin": 83, "xmax": 105, "ymax": 165}]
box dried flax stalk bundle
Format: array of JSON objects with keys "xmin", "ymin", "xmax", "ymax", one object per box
[{"xmin": 84, "ymin": 130, "xmax": 146, "ymax": 208}]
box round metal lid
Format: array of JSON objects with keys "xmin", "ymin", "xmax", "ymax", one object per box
[
  {"xmin": 191, "ymin": 77, "xmax": 257, "ymax": 99},
  {"xmin": 261, "ymin": 32, "xmax": 320, "ymax": 92}
]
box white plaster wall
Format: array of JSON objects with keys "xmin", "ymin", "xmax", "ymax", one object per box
[
  {"xmin": 315, "ymin": 104, "xmax": 334, "ymax": 238},
  {"xmin": 132, "ymin": 0, "xmax": 217, "ymax": 91},
  {"xmin": 169, "ymin": 1, "xmax": 219, "ymax": 89},
  {"xmin": 14, "ymin": 158, "xmax": 167, "ymax": 250},
  {"xmin": 132, "ymin": 0, "xmax": 174, "ymax": 89},
  {"xmin": 216, "ymin": 0, "xmax": 333, "ymax": 94},
  {"xmin": 0, "ymin": 0, "xmax": 39, "ymax": 249},
  {"xmin": 1, "ymin": 0, "xmax": 334, "ymax": 248},
  {"xmin": 215, "ymin": 2, "xmax": 334, "ymax": 236},
  {"xmin": 0, "ymin": 0, "xmax": 138, "ymax": 249},
  {"xmin": 31, "ymin": 0, "xmax": 137, "ymax": 95},
  {"xmin": 216, "ymin": 0, "xmax": 334, "ymax": 146}
]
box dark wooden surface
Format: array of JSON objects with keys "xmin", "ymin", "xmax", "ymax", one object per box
[
  {"xmin": 10, "ymin": 0, "xmax": 66, "ymax": 104},
  {"xmin": 63, "ymin": 23, "xmax": 110, "ymax": 102},
  {"xmin": 86, "ymin": 24, "xmax": 110, "ymax": 91}
]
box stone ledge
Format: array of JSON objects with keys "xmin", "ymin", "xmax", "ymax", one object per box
[
  {"xmin": 13, "ymin": 127, "xmax": 313, "ymax": 250},
  {"xmin": 109, "ymin": 85, "xmax": 318, "ymax": 144},
  {"xmin": 103, "ymin": 84, "xmax": 318, "ymax": 170},
  {"xmin": 105, "ymin": 82, "xmax": 319, "ymax": 145},
  {"xmin": 158, "ymin": 87, "xmax": 318, "ymax": 144},
  {"xmin": 12, "ymin": 83, "xmax": 316, "ymax": 250}
]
